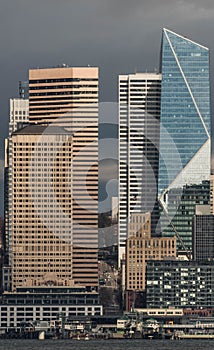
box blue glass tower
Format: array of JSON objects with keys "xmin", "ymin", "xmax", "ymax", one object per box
[{"xmin": 158, "ymin": 29, "xmax": 211, "ymax": 253}]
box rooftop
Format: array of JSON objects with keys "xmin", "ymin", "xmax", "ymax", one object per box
[{"xmin": 12, "ymin": 124, "xmax": 71, "ymax": 136}]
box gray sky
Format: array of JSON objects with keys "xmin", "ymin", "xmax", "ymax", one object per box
[{"xmin": 0, "ymin": 0, "xmax": 214, "ymax": 215}]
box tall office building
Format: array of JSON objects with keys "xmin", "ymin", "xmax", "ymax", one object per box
[
  {"xmin": 6, "ymin": 122, "xmax": 103, "ymax": 317},
  {"xmin": 29, "ymin": 66, "xmax": 99, "ymax": 287},
  {"xmin": 4, "ymin": 98, "xmax": 29, "ymax": 267},
  {"xmin": 28, "ymin": 66, "xmax": 98, "ymax": 132},
  {"xmin": 118, "ymin": 72, "xmax": 162, "ymax": 261},
  {"xmin": 11, "ymin": 125, "xmax": 73, "ymax": 290},
  {"xmin": 158, "ymin": 29, "xmax": 211, "ymax": 254}
]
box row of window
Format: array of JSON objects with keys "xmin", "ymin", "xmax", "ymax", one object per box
[{"xmin": 29, "ymin": 78, "xmax": 98, "ymax": 84}]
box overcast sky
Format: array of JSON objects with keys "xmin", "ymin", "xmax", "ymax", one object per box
[{"xmin": 0, "ymin": 0, "xmax": 214, "ymax": 215}]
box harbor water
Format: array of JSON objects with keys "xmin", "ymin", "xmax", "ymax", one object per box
[{"xmin": 0, "ymin": 339, "xmax": 213, "ymax": 350}]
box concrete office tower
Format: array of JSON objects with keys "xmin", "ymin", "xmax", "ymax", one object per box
[
  {"xmin": 11, "ymin": 125, "xmax": 73, "ymax": 290},
  {"xmin": 126, "ymin": 213, "xmax": 176, "ymax": 310},
  {"xmin": 158, "ymin": 29, "xmax": 211, "ymax": 254},
  {"xmin": 28, "ymin": 66, "xmax": 98, "ymax": 131},
  {"xmin": 4, "ymin": 98, "xmax": 29, "ymax": 267},
  {"xmin": 118, "ymin": 72, "xmax": 162, "ymax": 262},
  {"xmin": 27, "ymin": 66, "xmax": 99, "ymax": 288}
]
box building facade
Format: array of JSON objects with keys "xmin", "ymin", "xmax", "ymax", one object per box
[
  {"xmin": 28, "ymin": 66, "xmax": 98, "ymax": 131},
  {"xmin": 111, "ymin": 196, "xmax": 119, "ymax": 223},
  {"xmin": 118, "ymin": 72, "xmax": 162, "ymax": 262},
  {"xmin": 0, "ymin": 285, "xmax": 102, "ymax": 328},
  {"xmin": 210, "ymin": 174, "xmax": 214, "ymax": 215},
  {"xmin": 4, "ymin": 98, "xmax": 29, "ymax": 268},
  {"xmin": 19, "ymin": 80, "xmax": 29, "ymax": 99},
  {"xmin": 146, "ymin": 260, "xmax": 214, "ymax": 308},
  {"xmin": 126, "ymin": 213, "xmax": 176, "ymax": 310},
  {"xmin": 158, "ymin": 29, "xmax": 211, "ymax": 255},
  {"xmin": 11, "ymin": 125, "xmax": 74, "ymax": 290},
  {"xmin": 126, "ymin": 213, "xmax": 176, "ymax": 292},
  {"xmin": 9, "ymin": 99, "xmax": 29, "ymax": 136},
  {"xmin": 28, "ymin": 67, "xmax": 99, "ymax": 287},
  {"xmin": 192, "ymin": 205, "xmax": 214, "ymax": 260},
  {"xmin": 161, "ymin": 181, "xmax": 210, "ymax": 253}
]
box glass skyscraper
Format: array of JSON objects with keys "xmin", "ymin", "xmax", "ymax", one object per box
[{"xmin": 158, "ymin": 29, "xmax": 211, "ymax": 253}]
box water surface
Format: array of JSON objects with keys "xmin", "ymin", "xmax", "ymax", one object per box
[{"xmin": 0, "ymin": 339, "xmax": 214, "ymax": 350}]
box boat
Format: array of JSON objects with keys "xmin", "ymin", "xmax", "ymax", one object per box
[
  {"xmin": 181, "ymin": 334, "xmax": 214, "ymax": 339},
  {"xmin": 142, "ymin": 318, "xmax": 161, "ymax": 339},
  {"xmin": 175, "ymin": 330, "xmax": 214, "ymax": 339}
]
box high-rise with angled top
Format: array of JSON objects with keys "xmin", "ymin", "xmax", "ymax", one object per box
[{"xmin": 158, "ymin": 29, "xmax": 211, "ymax": 254}]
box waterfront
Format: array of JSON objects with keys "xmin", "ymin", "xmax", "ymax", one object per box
[{"xmin": 0, "ymin": 339, "xmax": 214, "ymax": 350}]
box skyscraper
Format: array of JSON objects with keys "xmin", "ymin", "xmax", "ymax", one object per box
[
  {"xmin": 11, "ymin": 125, "xmax": 73, "ymax": 290},
  {"xmin": 158, "ymin": 29, "xmax": 211, "ymax": 254},
  {"xmin": 118, "ymin": 72, "xmax": 162, "ymax": 261},
  {"xmin": 29, "ymin": 66, "xmax": 99, "ymax": 287},
  {"xmin": 10, "ymin": 66, "xmax": 99, "ymax": 289},
  {"xmin": 28, "ymin": 66, "xmax": 98, "ymax": 132}
]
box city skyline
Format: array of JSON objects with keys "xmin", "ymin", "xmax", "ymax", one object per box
[
  {"xmin": 1, "ymin": 0, "xmax": 214, "ymax": 215},
  {"xmin": 1, "ymin": 0, "xmax": 214, "ymax": 336}
]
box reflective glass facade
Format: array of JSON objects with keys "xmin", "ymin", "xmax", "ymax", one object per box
[
  {"xmin": 162, "ymin": 181, "xmax": 210, "ymax": 251},
  {"xmin": 158, "ymin": 29, "xmax": 211, "ymax": 252}
]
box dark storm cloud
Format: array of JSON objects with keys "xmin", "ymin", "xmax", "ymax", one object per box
[
  {"xmin": 1, "ymin": 1, "xmax": 213, "ymax": 55},
  {"xmin": 0, "ymin": 0, "xmax": 214, "ymax": 215},
  {"xmin": 96, "ymin": 0, "xmax": 214, "ymax": 13},
  {"xmin": 87, "ymin": 0, "xmax": 214, "ymax": 20},
  {"xmin": 0, "ymin": 1, "xmax": 213, "ymax": 72}
]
